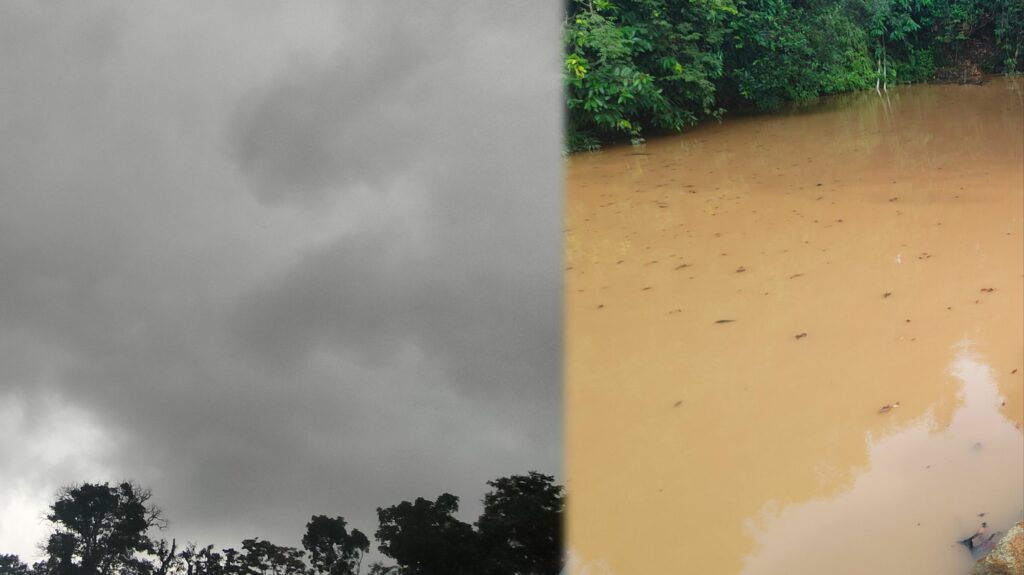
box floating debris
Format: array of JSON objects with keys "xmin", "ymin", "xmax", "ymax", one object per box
[
  {"xmin": 795, "ymin": 332, "xmax": 808, "ymax": 339},
  {"xmin": 673, "ymin": 401, "xmax": 682, "ymax": 408},
  {"xmin": 883, "ymin": 292, "xmax": 892, "ymax": 298},
  {"xmin": 789, "ymin": 273, "xmax": 805, "ymax": 279},
  {"xmin": 715, "ymin": 319, "xmax": 735, "ymax": 324},
  {"xmin": 878, "ymin": 402, "xmax": 900, "ymax": 414},
  {"xmin": 736, "ymin": 266, "xmax": 746, "ymax": 273},
  {"xmin": 980, "ymin": 287, "xmax": 995, "ymax": 293},
  {"xmin": 959, "ymin": 523, "xmax": 998, "ymax": 555}
]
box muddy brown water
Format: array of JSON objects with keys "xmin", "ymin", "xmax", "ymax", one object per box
[{"xmin": 565, "ymin": 79, "xmax": 1024, "ymax": 575}]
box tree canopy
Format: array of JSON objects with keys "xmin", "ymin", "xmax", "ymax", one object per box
[
  {"xmin": 476, "ymin": 472, "xmax": 564, "ymax": 575},
  {"xmin": 374, "ymin": 494, "xmax": 481, "ymax": 575},
  {"xmin": 302, "ymin": 516, "xmax": 369, "ymax": 575},
  {"xmin": 41, "ymin": 482, "xmax": 168, "ymax": 575},
  {"xmin": 1, "ymin": 473, "xmax": 564, "ymax": 575},
  {"xmin": 565, "ymin": 0, "xmax": 1024, "ymax": 150}
]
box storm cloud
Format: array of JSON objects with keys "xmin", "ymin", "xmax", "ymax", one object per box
[{"xmin": 0, "ymin": 1, "xmax": 562, "ymax": 559}]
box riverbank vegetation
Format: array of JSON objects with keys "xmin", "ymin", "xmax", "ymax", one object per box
[
  {"xmin": 564, "ymin": 0, "xmax": 1024, "ymax": 150},
  {"xmin": 0, "ymin": 473, "xmax": 563, "ymax": 575}
]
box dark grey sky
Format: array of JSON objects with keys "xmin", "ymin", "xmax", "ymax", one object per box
[{"xmin": 0, "ymin": 1, "xmax": 562, "ymax": 560}]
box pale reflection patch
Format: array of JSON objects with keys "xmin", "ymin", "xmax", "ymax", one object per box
[
  {"xmin": 562, "ymin": 550, "xmax": 615, "ymax": 575},
  {"xmin": 740, "ymin": 342, "xmax": 1024, "ymax": 575}
]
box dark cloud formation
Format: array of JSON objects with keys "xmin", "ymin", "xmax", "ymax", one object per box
[{"xmin": 0, "ymin": 1, "xmax": 561, "ymax": 560}]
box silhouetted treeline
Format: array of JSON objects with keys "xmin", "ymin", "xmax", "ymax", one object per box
[{"xmin": 0, "ymin": 472, "xmax": 563, "ymax": 575}]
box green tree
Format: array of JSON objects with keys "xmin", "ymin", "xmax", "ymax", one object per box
[
  {"xmin": 994, "ymin": 0, "xmax": 1024, "ymax": 72},
  {"xmin": 926, "ymin": 0, "xmax": 1024, "ymax": 73},
  {"xmin": 721, "ymin": 0, "xmax": 883, "ymax": 108},
  {"xmin": 564, "ymin": 0, "xmax": 735, "ymax": 150},
  {"xmin": 563, "ymin": 0, "xmax": 1024, "ymax": 151},
  {"xmin": 856, "ymin": 0, "xmax": 930, "ymax": 83},
  {"xmin": 723, "ymin": 0, "xmax": 822, "ymax": 107}
]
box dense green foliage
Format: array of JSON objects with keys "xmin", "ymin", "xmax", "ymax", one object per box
[
  {"xmin": 565, "ymin": 0, "xmax": 1024, "ymax": 150},
  {"xmin": 0, "ymin": 474, "xmax": 564, "ymax": 575},
  {"xmin": 564, "ymin": 0, "xmax": 734, "ymax": 150}
]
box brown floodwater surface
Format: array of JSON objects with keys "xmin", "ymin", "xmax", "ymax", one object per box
[{"xmin": 565, "ymin": 79, "xmax": 1024, "ymax": 575}]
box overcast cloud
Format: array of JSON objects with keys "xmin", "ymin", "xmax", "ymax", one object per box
[{"xmin": 0, "ymin": 1, "xmax": 562, "ymax": 560}]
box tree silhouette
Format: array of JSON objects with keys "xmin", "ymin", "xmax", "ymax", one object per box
[
  {"xmin": 230, "ymin": 540, "xmax": 304, "ymax": 575},
  {"xmin": 178, "ymin": 544, "xmax": 223, "ymax": 575},
  {"xmin": 41, "ymin": 533, "xmax": 76, "ymax": 575},
  {"xmin": 476, "ymin": 472, "xmax": 564, "ymax": 575},
  {"xmin": 0, "ymin": 555, "xmax": 31, "ymax": 575},
  {"xmin": 44, "ymin": 482, "xmax": 166, "ymax": 575},
  {"xmin": 374, "ymin": 494, "xmax": 481, "ymax": 575},
  {"xmin": 2, "ymin": 473, "xmax": 565, "ymax": 575},
  {"xmin": 301, "ymin": 516, "xmax": 369, "ymax": 575}
]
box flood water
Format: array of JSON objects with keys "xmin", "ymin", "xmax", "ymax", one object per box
[{"xmin": 565, "ymin": 79, "xmax": 1024, "ymax": 575}]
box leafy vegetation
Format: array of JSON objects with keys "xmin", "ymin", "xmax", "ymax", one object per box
[
  {"xmin": 564, "ymin": 0, "xmax": 1024, "ymax": 150},
  {"xmin": 0, "ymin": 474, "xmax": 563, "ymax": 575}
]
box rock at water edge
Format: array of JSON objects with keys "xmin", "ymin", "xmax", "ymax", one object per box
[{"xmin": 973, "ymin": 521, "xmax": 1024, "ymax": 575}]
